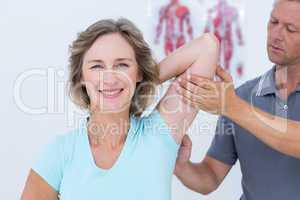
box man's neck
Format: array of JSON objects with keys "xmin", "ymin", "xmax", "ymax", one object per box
[{"xmin": 275, "ymin": 64, "xmax": 300, "ymax": 99}]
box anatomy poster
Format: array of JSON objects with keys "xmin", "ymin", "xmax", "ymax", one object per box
[
  {"xmin": 149, "ymin": 0, "xmax": 246, "ymax": 85},
  {"xmin": 153, "ymin": 0, "xmax": 194, "ymax": 55}
]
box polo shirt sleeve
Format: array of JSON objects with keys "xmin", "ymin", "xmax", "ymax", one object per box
[
  {"xmin": 31, "ymin": 135, "xmax": 65, "ymax": 192},
  {"xmin": 206, "ymin": 116, "xmax": 238, "ymax": 166}
]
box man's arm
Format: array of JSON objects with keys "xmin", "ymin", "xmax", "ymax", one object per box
[
  {"xmin": 225, "ymin": 94, "xmax": 300, "ymax": 159},
  {"xmin": 177, "ymin": 67, "xmax": 300, "ymax": 159},
  {"xmin": 174, "ymin": 135, "xmax": 232, "ymax": 195}
]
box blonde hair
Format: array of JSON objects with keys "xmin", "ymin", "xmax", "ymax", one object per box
[{"xmin": 68, "ymin": 18, "xmax": 159, "ymax": 116}]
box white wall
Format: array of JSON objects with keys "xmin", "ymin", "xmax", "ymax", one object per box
[{"xmin": 0, "ymin": 0, "xmax": 273, "ymax": 199}]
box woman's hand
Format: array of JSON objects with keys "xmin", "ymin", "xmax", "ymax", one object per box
[{"xmin": 175, "ymin": 67, "xmax": 237, "ymax": 116}]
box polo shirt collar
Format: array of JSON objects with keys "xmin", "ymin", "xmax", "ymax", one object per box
[
  {"xmin": 256, "ymin": 66, "xmax": 300, "ymax": 96},
  {"xmin": 256, "ymin": 66, "xmax": 277, "ymax": 96}
]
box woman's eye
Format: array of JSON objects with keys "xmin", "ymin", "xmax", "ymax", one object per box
[
  {"xmin": 116, "ymin": 63, "xmax": 129, "ymax": 68},
  {"xmin": 90, "ymin": 65, "xmax": 104, "ymax": 69}
]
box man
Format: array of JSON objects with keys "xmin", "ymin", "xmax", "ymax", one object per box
[{"xmin": 174, "ymin": 0, "xmax": 300, "ymax": 199}]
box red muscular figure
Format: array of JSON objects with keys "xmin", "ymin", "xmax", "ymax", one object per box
[
  {"xmin": 155, "ymin": 0, "xmax": 193, "ymax": 55},
  {"xmin": 204, "ymin": 0, "xmax": 244, "ymax": 77}
]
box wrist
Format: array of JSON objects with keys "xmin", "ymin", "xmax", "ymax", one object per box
[{"xmin": 223, "ymin": 93, "xmax": 241, "ymax": 118}]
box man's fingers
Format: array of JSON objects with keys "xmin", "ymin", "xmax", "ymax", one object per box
[
  {"xmin": 191, "ymin": 77, "xmax": 216, "ymax": 90},
  {"xmin": 177, "ymin": 79, "xmax": 211, "ymax": 94},
  {"xmin": 176, "ymin": 80, "xmax": 218, "ymax": 103},
  {"xmin": 176, "ymin": 83, "xmax": 207, "ymax": 104},
  {"xmin": 180, "ymin": 76, "xmax": 215, "ymax": 92},
  {"xmin": 216, "ymin": 67, "xmax": 233, "ymax": 82},
  {"xmin": 181, "ymin": 134, "xmax": 192, "ymax": 147},
  {"xmin": 177, "ymin": 78, "xmax": 198, "ymax": 94}
]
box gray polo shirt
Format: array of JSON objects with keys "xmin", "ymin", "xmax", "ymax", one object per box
[{"xmin": 207, "ymin": 66, "xmax": 300, "ymax": 200}]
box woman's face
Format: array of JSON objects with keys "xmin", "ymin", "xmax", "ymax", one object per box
[{"xmin": 81, "ymin": 33, "xmax": 142, "ymax": 113}]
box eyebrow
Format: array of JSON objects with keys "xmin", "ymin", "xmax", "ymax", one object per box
[
  {"xmin": 270, "ymin": 15, "xmax": 299, "ymax": 29},
  {"xmin": 87, "ymin": 58, "xmax": 134, "ymax": 63}
]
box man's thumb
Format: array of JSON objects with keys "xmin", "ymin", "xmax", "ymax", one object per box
[{"xmin": 181, "ymin": 134, "xmax": 192, "ymax": 148}]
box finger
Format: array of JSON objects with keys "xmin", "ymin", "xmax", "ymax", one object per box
[
  {"xmin": 176, "ymin": 84, "xmax": 206, "ymax": 104},
  {"xmin": 216, "ymin": 66, "xmax": 233, "ymax": 82},
  {"xmin": 178, "ymin": 74, "xmax": 216, "ymax": 92},
  {"xmin": 183, "ymin": 97, "xmax": 219, "ymax": 114},
  {"xmin": 181, "ymin": 134, "xmax": 192, "ymax": 147},
  {"xmin": 177, "ymin": 79, "xmax": 198, "ymax": 94},
  {"xmin": 177, "ymin": 85, "xmax": 216, "ymax": 107},
  {"xmin": 182, "ymin": 96, "xmax": 205, "ymax": 110},
  {"xmin": 191, "ymin": 78, "xmax": 216, "ymax": 90},
  {"xmin": 182, "ymin": 92, "xmax": 218, "ymax": 110},
  {"xmin": 187, "ymin": 74, "xmax": 212, "ymax": 88}
]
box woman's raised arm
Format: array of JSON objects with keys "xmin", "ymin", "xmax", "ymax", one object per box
[{"xmin": 157, "ymin": 33, "xmax": 220, "ymax": 144}]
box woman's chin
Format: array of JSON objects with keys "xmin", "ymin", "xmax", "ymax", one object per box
[{"xmin": 90, "ymin": 102, "xmax": 131, "ymax": 114}]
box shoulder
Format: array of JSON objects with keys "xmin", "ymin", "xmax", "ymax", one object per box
[
  {"xmin": 35, "ymin": 127, "xmax": 83, "ymax": 167},
  {"xmin": 132, "ymin": 110, "xmax": 179, "ymax": 150},
  {"xmin": 31, "ymin": 127, "xmax": 82, "ymax": 192},
  {"xmin": 48, "ymin": 128, "xmax": 81, "ymax": 152},
  {"xmin": 137, "ymin": 109, "xmax": 169, "ymax": 131}
]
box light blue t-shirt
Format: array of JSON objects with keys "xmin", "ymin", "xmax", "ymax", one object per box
[{"xmin": 32, "ymin": 110, "xmax": 179, "ymax": 200}]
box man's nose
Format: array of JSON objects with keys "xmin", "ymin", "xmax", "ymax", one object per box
[{"xmin": 270, "ymin": 25, "xmax": 284, "ymax": 42}]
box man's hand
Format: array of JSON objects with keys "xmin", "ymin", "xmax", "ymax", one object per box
[
  {"xmin": 176, "ymin": 66, "xmax": 237, "ymax": 116},
  {"xmin": 174, "ymin": 134, "xmax": 192, "ymax": 175}
]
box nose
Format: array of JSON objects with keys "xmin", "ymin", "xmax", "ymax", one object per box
[
  {"xmin": 101, "ymin": 70, "xmax": 118, "ymax": 86},
  {"xmin": 270, "ymin": 24, "xmax": 284, "ymax": 42}
]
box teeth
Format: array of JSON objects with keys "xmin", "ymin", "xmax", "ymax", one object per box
[{"xmin": 100, "ymin": 89, "xmax": 122, "ymax": 96}]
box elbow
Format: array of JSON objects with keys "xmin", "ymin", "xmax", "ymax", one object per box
[
  {"xmin": 200, "ymin": 189, "xmax": 214, "ymax": 196},
  {"xmin": 289, "ymin": 141, "xmax": 300, "ymax": 159},
  {"xmin": 277, "ymin": 137, "xmax": 300, "ymax": 159},
  {"xmin": 197, "ymin": 161, "xmax": 222, "ymax": 195},
  {"xmin": 292, "ymin": 140, "xmax": 300, "ymax": 159},
  {"xmin": 189, "ymin": 175, "xmax": 220, "ymax": 195},
  {"xmin": 196, "ymin": 33, "xmax": 220, "ymax": 54},
  {"xmin": 186, "ymin": 33, "xmax": 220, "ymax": 79},
  {"xmin": 198, "ymin": 181, "xmax": 219, "ymax": 195},
  {"xmin": 289, "ymin": 146, "xmax": 300, "ymax": 160},
  {"xmin": 182, "ymin": 182, "xmax": 217, "ymax": 196}
]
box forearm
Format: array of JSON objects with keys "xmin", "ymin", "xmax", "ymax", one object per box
[
  {"xmin": 158, "ymin": 33, "xmax": 219, "ymax": 83},
  {"xmin": 225, "ymin": 96, "xmax": 300, "ymax": 159},
  {"xmin": 175, "ymin": 161, "xmax": 219, "ymax": 195}
]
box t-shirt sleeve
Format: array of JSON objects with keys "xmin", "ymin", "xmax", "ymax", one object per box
[
  {"xmin": 31, "ymin": 135, "xmax": 65, "ymax": 192},
  {"xmin": 207, "ymin": 116, "xmax": 238, "ymax": 166}
]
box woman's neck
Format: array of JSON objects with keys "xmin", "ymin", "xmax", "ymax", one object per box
[{"xmin": 87, "ymin": 109, "xmax": 131, "ymax": 148}]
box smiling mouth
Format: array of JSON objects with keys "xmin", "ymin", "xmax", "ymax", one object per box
[{"xmin": 98, "ymin": 89, "xmax": 124, "ymax": 98}]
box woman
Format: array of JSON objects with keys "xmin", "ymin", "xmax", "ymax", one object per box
[{"xmin": 21, "ymin": 18, "xmax": 219, "ymax": 200}]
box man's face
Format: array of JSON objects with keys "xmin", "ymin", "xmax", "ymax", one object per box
[{"xmin": 267, "ymin": 0, "xmax": 300, "ymax": 67}]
